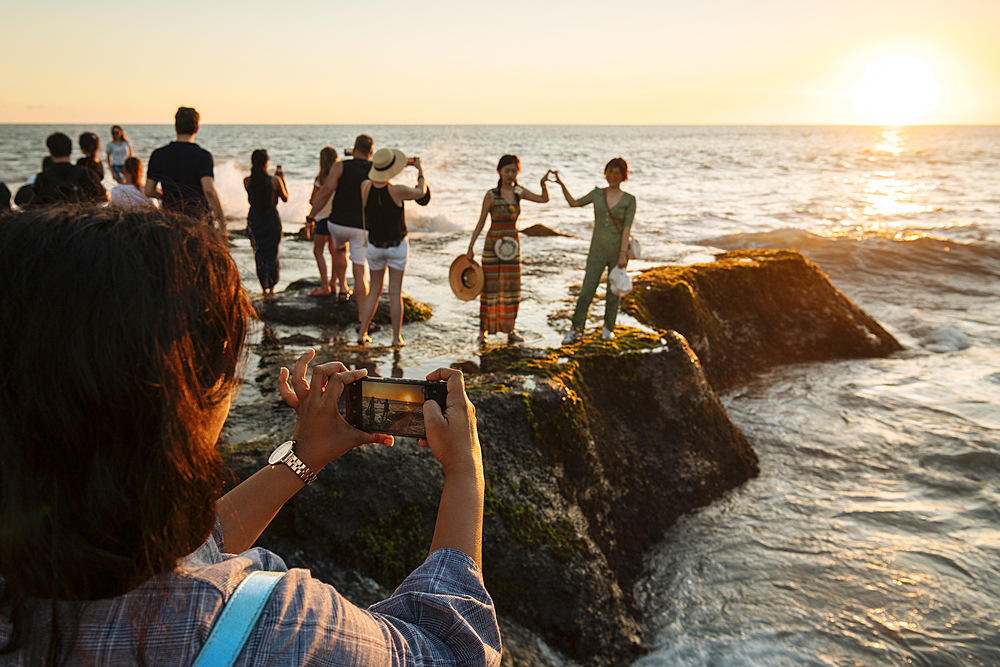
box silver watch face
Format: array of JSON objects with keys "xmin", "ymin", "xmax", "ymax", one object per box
[{"xmin": 268, "ymin": 440, "xmax": 294, "ymax": 465}]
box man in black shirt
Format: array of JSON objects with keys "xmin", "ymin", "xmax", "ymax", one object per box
[
  {"xmin": 145, "ymin": 107, "xmax": 226, "ymax": 236},
  {"xmin": 305, "ymin": 134, "xmax": 375, "ymax": 322},
  {"xmin": 30, "ymin": 133, "xmax": 90, "ymax": 206},
  {"xmin": 76, "ymin": 132, "xmax": 108, "ymax": 203}
]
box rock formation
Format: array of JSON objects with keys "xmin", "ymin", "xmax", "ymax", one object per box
[
  {"xmin": 622, "ymin": 249, "xmax": 903, "ymax": 389},
  {"xmin": 255, "ymin": 278, "xmax": 432, "ymax": 327},
  {"xmin": 224, "ymin": 329, "xmax": 758, "ymax": 666}
]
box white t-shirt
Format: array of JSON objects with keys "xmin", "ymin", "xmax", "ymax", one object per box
[
  {"xmin": 109, "ymin": 184, "xmax": 156, "ymax": 211},
  {"xmin": 107, "ymin": 140, "xmax": 132, "ymax": 167}
]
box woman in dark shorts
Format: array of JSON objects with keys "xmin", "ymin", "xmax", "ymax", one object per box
[
  {"xmin": 309, "ymin": 146, "xmax": 345, "ymax": 297},
  {"xmin": 243, "ymin": 149, "xmax": 288, "ymax": 301}
]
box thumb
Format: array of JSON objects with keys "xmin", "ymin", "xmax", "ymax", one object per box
[{"xmin": 422, "ymin": 398, "xmax": 448, "ymax": 440}]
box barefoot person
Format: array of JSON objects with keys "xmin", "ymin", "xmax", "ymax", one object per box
[
  {"xmin": 306, "ymin": 134, "xmax": 374, "ymax": 324},
  {"xmin": 357, "ymin": 148, "xmax": 427, "ymax": 348},
  {"xmin": 0, "ymin": 207, "xmax": 499, "ymax": 665},
  {"xmin": 309, "ymin": 146, "xmax": 345, "ymax": 297},
  {"xmin": 466, "ymin": 155, "xmax": 550, "ymax": 346},
  {"xmin": 243, "ymin": 149, "xmax": 288, "ymax": 301},
  {"xmin": 554, "ymin": 157, "xmax": 636, "ymax": 343}
]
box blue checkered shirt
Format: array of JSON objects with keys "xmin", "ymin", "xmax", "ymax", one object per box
[{"xmin": 0, "ymin": 522, "xmax": 502, "ymax": 665}]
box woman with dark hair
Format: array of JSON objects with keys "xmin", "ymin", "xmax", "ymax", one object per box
[
  {"xmin": 0, "ymin": 207, "xmax": 498, "ymax": 666},
  {"xmin": 109, "ymin": 157, "xmax": 157, "ymax": 211},
  {"xmin": 243, "ymin": 149, "xmax": 288, "ymax": 301},
  {"xmin": 106, "ymin": 125, "xmax": 134, "ymax": 183},
  {"xmin": 554, "ymin": 157, "xmax": 636, "ymax": 343},
  {"xmin": 466, "ymin": 155, "xmax": 551, "ymax": 346}
]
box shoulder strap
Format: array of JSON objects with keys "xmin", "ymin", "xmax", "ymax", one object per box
[
  {"xmin": 603, "ymin": 189, "xmax": 625, "ymax": 235},
  {"xmin": 191, "ymin": 570, "xmax": 285, "ymax": 667}
]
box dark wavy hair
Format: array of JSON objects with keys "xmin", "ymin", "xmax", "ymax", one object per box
[
  {"xmin": 0, "ymin": 207, "xmax": 254, "ymax": 664},
  {"xmin": 495, "ymin": 154, "xmax": 520, "ymax": 193}
]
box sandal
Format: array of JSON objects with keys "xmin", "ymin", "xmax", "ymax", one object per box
[
  {"xmin": 357, "ymin": 334, "xmax": 372, "ymax": 346},
  {"xmin": 337, "ymin": 289, "xmax": 352, "ymax": 302},
  {"xmin": 507, "ymin": 331, "xmax": 525, "ymax": 344}
]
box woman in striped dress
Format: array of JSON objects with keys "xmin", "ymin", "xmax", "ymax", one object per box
[{"xmin": 466, "ymin": 155, "xmax": 551, "ymax": 345}]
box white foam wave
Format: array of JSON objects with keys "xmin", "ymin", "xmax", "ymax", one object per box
[{"xmin": 213, "ymin": 159, "xmax": 315, "ymax": 226}]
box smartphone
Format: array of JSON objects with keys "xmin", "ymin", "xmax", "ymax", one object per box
[
  {"xmin": 345, "ymin": 377, "xmax": 447, "ymax": 439},
  {"xmin": 406, "ymin": 157, "xmax": 417, "ymax": 167}
]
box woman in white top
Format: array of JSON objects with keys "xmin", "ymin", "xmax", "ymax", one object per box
[
  {"xmin": 109, "ymin": 157, "xmax": 158, "ymax": 211},
  {"xmin": 105, "ymin": 125, "xmax": 134, "ymax": 184}
]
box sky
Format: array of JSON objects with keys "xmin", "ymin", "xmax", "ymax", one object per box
[{"xmin": 2, "ymin": 0, "xmax": 998, "ymax": 125}]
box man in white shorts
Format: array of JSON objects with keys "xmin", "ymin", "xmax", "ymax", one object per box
[{"xmin": 307, "ymin": 134, "xmax": 374, "ymax": 324}]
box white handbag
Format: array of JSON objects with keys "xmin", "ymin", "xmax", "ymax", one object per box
[{"xmin": 609, "ymin": 266, "xmax": 632, "ymax": 297}]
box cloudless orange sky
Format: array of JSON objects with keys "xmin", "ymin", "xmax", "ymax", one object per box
[{"xmin": 2, "ymin": 0, "xmax": 998, "ymax": 124}]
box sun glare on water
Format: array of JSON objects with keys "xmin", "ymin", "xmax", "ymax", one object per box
[{"xmin": 848, "ymin": 54, "xmax": 941, "ymax": 125}]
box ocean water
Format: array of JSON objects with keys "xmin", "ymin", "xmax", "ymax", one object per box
[{"xmin": 2, "ymin": 124, "xmax": 999, "ymax": 664}]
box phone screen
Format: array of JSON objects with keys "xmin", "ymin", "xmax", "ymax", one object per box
[{"xmin": 349, "ymin": 378, "xmax": 446, "ymax": 439}]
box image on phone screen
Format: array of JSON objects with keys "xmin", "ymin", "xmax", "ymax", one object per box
[{"xmin": 359, "ymin": 380, "xmax": 429, "ymax": 438}]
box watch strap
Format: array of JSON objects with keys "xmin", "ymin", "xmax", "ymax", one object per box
[{"xmin": 278, "ymin": 442, "xmax": 317, "ymax": 485}]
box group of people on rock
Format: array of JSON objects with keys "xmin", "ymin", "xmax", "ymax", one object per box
[
  {"xmin": 6, "ymin": 107, "xmax": 636, "ymax": 348},
  {"xmin": 293, "ymin": 139, "xmax": 637, "ymax": 348}
]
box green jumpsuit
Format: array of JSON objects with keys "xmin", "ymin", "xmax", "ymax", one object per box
[{"xmin": 570, "ymin": 187, "xmax": 636, "ymax": 332}]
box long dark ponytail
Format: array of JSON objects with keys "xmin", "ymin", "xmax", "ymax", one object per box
[{"xmin": 249, "ymin": 149, "xmax": 272, "ymax": 210}]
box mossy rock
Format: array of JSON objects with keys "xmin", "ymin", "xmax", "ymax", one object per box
[
  {"xmin": 622, "ymin": 249, "xmax": 903, "ymax": 389},
  {"xmin": 256, "ymin": 278, "xmax": 432, "ymax": 326}
]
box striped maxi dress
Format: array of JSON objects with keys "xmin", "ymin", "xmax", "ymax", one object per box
[{"xmin": 480, "ymin": 186, "xmax": 522, "ymax": 334}]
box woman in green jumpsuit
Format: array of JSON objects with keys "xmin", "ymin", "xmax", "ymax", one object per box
[{"xmin": 554, "ymin": 157, "xmax": 635, "ymax": 343}]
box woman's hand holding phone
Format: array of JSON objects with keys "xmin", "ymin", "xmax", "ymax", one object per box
[
  {"xmin": 420, "ymin": 367, "xmax": 485, "ymax": 566},
  {"xmin": 278, "ymin": 349, "xmax": 393, "ymax": 473},
  {"xmin": 420, "ymin": 368, "xmax": 481, "ymax": 477}
]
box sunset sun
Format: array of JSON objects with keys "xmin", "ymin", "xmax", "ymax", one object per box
[{"xmin": 848, "ymin": 54, "xmax": 941, "ymax": 125}]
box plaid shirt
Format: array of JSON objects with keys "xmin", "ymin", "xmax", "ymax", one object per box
[{"xmin": 0, "ymin": 522, "xmax": 502, "ymax": 666}]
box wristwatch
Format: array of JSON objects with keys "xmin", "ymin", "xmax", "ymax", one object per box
[{"xmin": 268, "ymin": 440, "xmax": 317, "ymax": 485}]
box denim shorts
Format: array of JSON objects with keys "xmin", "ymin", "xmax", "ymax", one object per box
[{"xmin": 366, "ymin": 238, "xmax": 408, "ymax": 272}]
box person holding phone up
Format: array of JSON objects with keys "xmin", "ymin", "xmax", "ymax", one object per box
[{"xmin": 0, "ymin": 207, "xmax": 499, "ymax": 665}]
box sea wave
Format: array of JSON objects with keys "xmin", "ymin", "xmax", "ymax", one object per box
[{"xmin": 699, "ymin": 228, "xmax": 1000, "ymax": 284}]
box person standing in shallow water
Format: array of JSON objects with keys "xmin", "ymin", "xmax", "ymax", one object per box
[
  {"xmin": 106, "ymin": 125, "xmax": 134, "ymax": 183},
  {"xmin": 243, "ymin": 149, "xmax": 288, "ymax": 301},
  {"xmin": 466, "ymin": 155, "xmax": 551, "ymax": 346},
  {"xmin": 554, "ymin": 157, "xmax": 636, "ymax": 343}
]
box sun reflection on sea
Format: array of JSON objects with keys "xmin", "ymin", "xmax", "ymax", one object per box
[{"xmin": 841, "ymin": 129, "xmax": 937, "ymax": 233}]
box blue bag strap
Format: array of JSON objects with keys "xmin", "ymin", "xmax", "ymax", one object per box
[{"xmin": 191, "ymin": 570, "xmax": 285, "ymax": 667}]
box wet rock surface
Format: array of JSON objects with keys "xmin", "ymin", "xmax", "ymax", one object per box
[
  {"xmin": 622, "ymin": 249, "xmax": 903, "ymax": 389},
  {"xmin": 255, "ymin": 277, "xmax": 432, "ymax": 327},
  {"xmin": 223, "ymin": 329, "xmax": 758, "ymax": 666}
]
